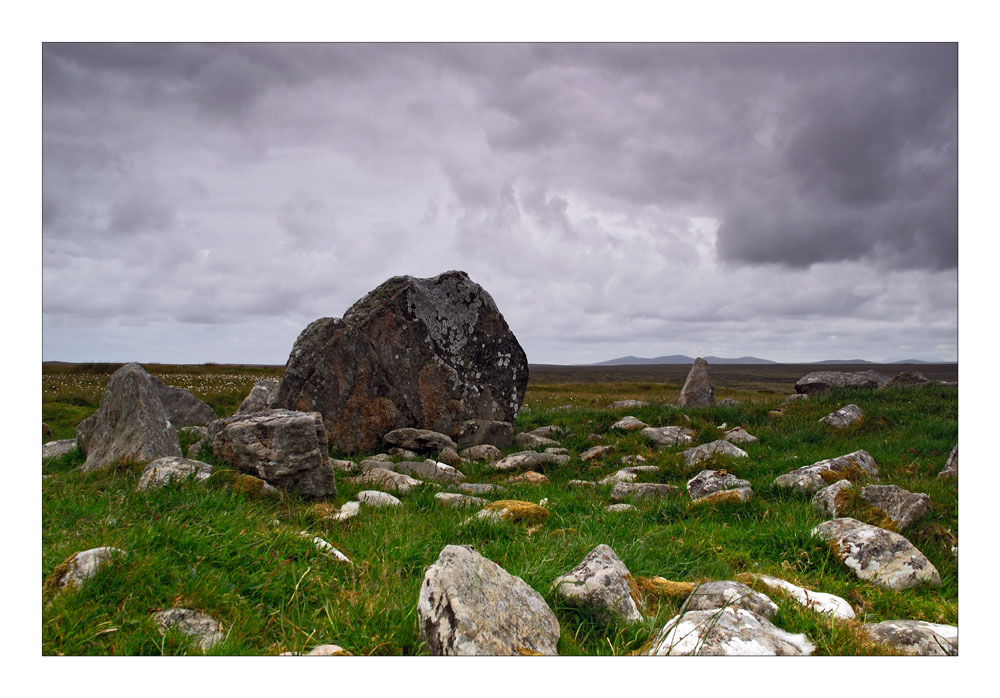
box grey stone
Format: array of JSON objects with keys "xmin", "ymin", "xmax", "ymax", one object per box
[
  {"xmin": 567, "ymin": 479, "xmax": 596, "ymax": 488},
  {"xmin": 682, "ymin": 440, "xmax": 748, "ymax": 467},
  {"xmin": 454, "ymin": 482, "xmax": 505, "ymax": 494},
  {"xmin": 42, "ymin": 439, "xmax": 77, "ymax": 461},
  {"xmin": 609, "ymin": 400, "xmax": 649, "ymax": 409},
  {"xmin": 938, "ymin": 444, "xmax": 958, "ymax": 479},
  {"xmin": 683, "ymin": 581, "xmax": 778, "ymax": 619},
  {"xmin": 820, "ymin": 403, "xmax": 865, "ymax": 429},
  {"xmin": 49, "ymin": 546, "xmax": 125, "ymax": 592},
  {"xmin": 717, "ymin": 398, "xmax": 741, "ymax": 407},
  {"xmin": 621, "ymin": 454, "xmax": 647, "ymax": 464},
  {"xmin": 417, "ymin": 545, "xmax": 560, "ymax": 655},
  {"xmin": 369, "ymin": 458, "xmax": 465, "ymax": 484},
  {"xmin": 516, "ymin": 432, "xmax": 559, "ymax": 449},
  {"xmin": 436, "ymin": 447, "xmax": 462, "ymax": 466},
  {"xmin": 611, "ymin": 416, "xmax": 648, "ymax": 431},
  {"xmin": 459, "ymin": 444, "xmax": 502, "ymax": 463},
  {"xmin": 647, "ymin": 607, "xmax": 815, "ymax": 656},
  {"xmin": 329, "ymin": 459, "xmax": 356, "ymax": 473},
  {"xmin": 490, "ymin": 450, "xmax": 570, "ymax": 472},
  {"xmin": 552, "ymin": 544, "xmax": 643, "ymax": 623},
  {"xmin": 300, "ymin": 532, "xmax": 352, "ymax": 563},
  {"xmin": 686, "ymin": 469, "xmax": 751, "ymax": 501},
  {"xmin": 610, "ymin": 482, "xmax": 677, "ymax": 502},
  {"xmin": 811, "ymin": 518, "xmax": 941, "ymax": 590},
  {"xmin": 604, "ymin": 503, "xmax": 636, "ymax": 513},
  {"xmin": 677, "ymin": 357, "xmax": 715, "ymax": 408},
  {"xmin": 641, "ymin": 426, "xmax": 695, "ymax": 448},
  {"xmin": 795, "ymin": 370, "xmax": 889, "ymax": 394},
  {"xmin": 273, "ymin": 271, "xmax": 527, "ymax": 454},
  {"xmin": 330, "ymin": 500, "xmax": 361, "ymax": 521},
  {"xmin": 452, "ymin": 419, "xmax": 514, "ymax": 449},
  {"xmin": 348, "ymin": 467, "xmax": 423, "ymax": 494},
  {"xmin": 864, "ymin": 619, "xmax": 957, "ymax": 656},
  {"xmin": 754, "ymin": 575, "xmax": 855, "ymax": 619},
  {"xmin": 773, "ymin": 450, "xmax": 879, "ymax": 494},
  {"xmin": 690, "ymin": 488, "xmax": 753, "ymax": 505},
  {"xmin": 879, "ymin": 371, "xmax": 931, "ymax": 390},
  {"xmin": 387, "ymin": 447, "xmax": 419, "ymax": 459},
  {"xmin": 208, "ymin": 409, "xmax": 336, "ymax": 500},
  {"xmin": 186, "ymin": 440, "xmax": 206, "ymax": 459},
  {"xmin": 435, "ymin": 492, "xmax": 488, "ymax": 508},
  {"xmin": 383, "ymin": 428, "xmax": 457, "ymax": 453},
  {"xmin": 76, "ymin": 363, "xmax": 182, "ymax": 471},
  {"xmin": 137, "ymin": 457, "xmax": 213, "ymax": 491},
  {"xmin": 811, "ymin": 480, "xmax": 854, "ymax": 517},
  {"xmin": 580, "ymin": 445, "xmax": 615, "ymax": 462},
  {"xmin": 860, "ymin": 485, "xmax": 932, "ymax": 530},
  {"xmin": 722, "ymin": 427, "xmax": 757, "ymax": 445},
  {"xmin": 178, "ymin": 425, "xmax": 208, "ymax": 441},
  {"xmin": 525, "ymin": 426, "xmax": 566, "ymax": 439},
  {"xmin": 151, "ymin": 378, "xmax": 217, "ymax": 427},
  {"xmin": 545, "ymin": 447, "xmax": 569, "ymax": 455},
  {"xmin": 598, "ymin": 465, "xmax": 659, "ymax": 485},
  {"xmin": 357, "ymin": 490, "xmax": 402, "ymax": 507},
  {"xmin": 153, "ymin": 608, "xmax": 225, "ymax": 651},
  {"xmin": 235, "ymin": 378, "xmax": 279, "ymax": 415}
]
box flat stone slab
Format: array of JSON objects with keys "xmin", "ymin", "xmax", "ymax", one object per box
[
  {"xmin": 773, "ymin": 449, "xmax": 879, "ymax": 494},
  {"xmin": 864, "ymin": 619, "xmax": 958, "ymax": 656},
  {"xmin": 459, "ymin": 444, "xmax": 502, "ymax": 463},
  {"xmin": 647, "ymin": 607, "xmax": 815, "ymax": 656},
  {"xmin": 860, "ymin": 484, "xmax": 931, "ymax": 531},
  {"xmin": 417, "ymin": 545, "xmax": 560, "ymax": 655},
  {"xmin": 795, "ymin": 370, "xmax": 889, "ymax": 394},
  {"xmin": 580, "ymin": 445, "xmax": 615, "ymax": 462},
  {"xmin": 611, "ymin": 416, "xmax": 648, "ymax": 431},
  {"xmin": 552, "ymin": 544, "xmax": 643, "ymax": 623},
  {"xmin": 357, "ymin": 490, "xmax": 402, "ymax": 507},
  {"xmin": 490, "ymin": 450, "xmax": 570, "ymax": 472},
  {"xmin": 42, "ymin": 439, "xmax": 77, "ymax": 461},
  {"xmin": 641, "ymin": 426, "xmax": 695, "ymax": 448},
  {"xmin": 348, "ymin": 467, "xmax": 424, "ymax": 494},
  {"xmin": 383, "ymin": 428, "xmax": 457, "ymax": 453},
  {"xmin": 515, "ymin": 432, "xmax": 559, "ymax": 449},
  {"xmin": 687, "ymin": 469, "xmax": 751, "ymax": 501},
  {"xmin": 435, "ymin": 492, "xmax": 488, "ymax": 508},
  {"xmin": 137, "ymin": 457, "xmax": 213, "ymax": 491},
  {"xmin": 609, "ymin": 400, "xmax": 648, "ymax": 409},
  {"xmin": 369, "ymin": 459, "xmax": 465, "ymax": 484},
  {"xmin": 153, "ymin": 608, "xmax": 225, "ymax": 651},
  {"xmin": 683, "ymin": 581, "xmax": 778, "ymax": 619},
  {"xmin": 811, "ymin": 518, "xmax": 941, "ymax": 590},
  {"xmin": 820, "ymin": 403, "xmax": 865, "ymax": 429},
  {"xmin": 754, "ymin": 574, "xmax": 855, "ymax": 619},
  {"xmin": 610, "ymin": 482, "xmax": 678, "ymax": 502}
]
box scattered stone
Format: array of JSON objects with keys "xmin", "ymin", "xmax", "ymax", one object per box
[
  {"xmin": 273, "ymin": 271, "xmax": 528, "ymax": 454},
  {"xmin": 76, "ymin": 362, "xmax": 182, "ymax": 471},
  {"xmin": 47, "ymin": 546, "xmax": 125, "ymax": 593},
  {"xmin": 42, "ymin": 439, "xmax": 77, "ymax": 461},
  {"xmin": 811, "ymin": 518, "xmax": 941, "ymax": 590},
  {"xmin": 383, "ymin": 428, "xmax": 458, "ymax": 453},
  {"xmin": 436, "ymin": 447, "xmax": 462, "ymax": 466},
  {"xmin": 186, "ymin": 440, "xmax": 206, "ymax": 459},
  {"xmin": 525, "ymin": 426, "xmax": 566, "ymax": 439},
  {"xmin": 677, "ymin": 357, "xmax": 715, "ymax": 408},
  {"xmin": 938, "ymin": 444, "xmax": 958, "ymax": 479},
  {"xmin": 599, "ymin": 465, "xmax": 659, "ymax": 485},
  {"xmin": 621, "ymin": 454, "xmax": 647, "ymax": 464},
  {"xmin": 508, "ymin": 471, "xmax": 550, "ymax": 485},
  {"xmin": 330, "ymin": 500, "xmax": 361, "ymax": 521},
  {"xmin": 207, "ymin": 470, "xmax": 280, "ymax": 498},
  {"xmin": 754, "ymin": 575, "xmax": 855, "ymax": 619},
  {"xmin": 471, "ymin": 499, "xmax": 549, "ymax": 525},
  {"xmin": 604, "ymin": 503, "xmax": 636, "ymax": 513},
  {"xmin": 773, "ymin": 450, "xmax": 879, "ymax": 494},
  {"xmin": 609, "ymin": 400, "xmax": 648, "ymax": 409},
  {"xmin": 357, "ymin": 490, "xmax": 402, "ymax": 507},
  {"xmin": 723, "ymin": 427, "xmax": 757, "ymax": 445},
  {"xmin": 545, "ymin": 447, "xmax": 569, "ymax": 455},
  {"xmin": 281, "ymin": 644, "xmax": 353, "ymax": 656},
  {"xmin": 785, "ymin": 393, "xmax": 808, "ymax": 402},
  {"xmin": 795, "ymin": 370, "xmax": 889, "ymax": 394},
  {"xmin": 647, "ymin": 607, "xmax": 814, "ymax": 656},
  {"xmin": 879, "ymin": 371, "xmax": 931, "ymax": 390},
  {"xmin": 417, "ymin": 545, "xmax": 560, "ymax": 655},
  {"xmin": 768, "ymin": 410, "xmax": 784, "ymax": 417},
  {"xmin": 137, "ymin": 457, "xmax": 213, "ymax": 491},
  {"xmin": 451, "ymin": 419, "xmax": 514, "ymax": 449},
  {"xmin": 683, "ymin": 581, "xmax": 778, "ymax": 619},
  {"xmin": 329, "ymin": 459, "xmax": 356, "ymax": 473},
  {"xmin": 820, "ymin": 403, "xmax": 865, "ymax": 429},
  {"xmin": 552, "ymin": 544, "xmax": 643, "ymax": 623},
  {"xmin": 641, "ymin": 426, "xmax": 695, "ymax": 448},
  {"xmin": 348, "ymin": 467, "xmax": 423, "ymax": 494},
  {"xmin": 208, "ymin": 409, "xmax": 336, "ymax": 500},
  {"xmin": 567, "ymin": 479, "xmax": 596, "ymax": 488},
  {"xmin": 864, "ymin": 619, "xmax": 958, "ymax": 656},
  {"xmin": 435, "ymin": 492, "xmax": 488, "ymax": 508},
  {"xmin": 690, "ymin": 488, "xmax": 753, "ymax": 505},
  {"xmin": 454, "ymin": 482, "xmax": 505, "ymax": 494},
  {"xmin": 682, "ymin": 440, "xmax": 748, "ymax": 467},
  {"xmin": 459, "ymin": 444, "xmax": 502, "ymax": 463},
  {"xmin": 300, "ymin": 533, "xmax": 352, "ymax": 563},
  {"xmin": 610, "ymin": 482, "xmax": 677, "ymax": 502},
  {"xmin": 717, "ymin": 398, "xmax": 741, "ymax": 407},
  {"xmin": 387, "ymin": 447, "xmax": 419, "ymax": 459},
  {"xmin": 811, "ymin": 480, "xmax": 854, "ymax": 517},
  {"xmin": 516, "ymin": 432, "xmax": 559, "ymax": 449},
  {"xmin": 611, "ymin": 416, "xmax": 648, "ymax": 431},
  {"xmin": 368, "ymin": 453, "xmax": 392, "ymax": 462},
  {"xmin": 859, "ymin": 485, "xmax": 932, "ymax": 531},
  {"xmin": 153, "ymin": 609, "xmax": 225, "ymax": 651},
  {"xmin": 490, "ymin": 450, "xmax": 570, "ymax": 472},
  {"xmin": 686, "ymin": 469, "xmax": 751, "ymax": 501},
  {"xmin": 374, "ymin": 459, "xmax": 465, "ymax": 484},
  {"xmin": 235, "ymin": 378, "xmax": 279, "ymax": 415},
  {"xmin": 580, "ymin": 445, "xmax": 615, "ymax": 462}
]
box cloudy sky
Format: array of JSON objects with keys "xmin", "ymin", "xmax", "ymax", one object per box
[{"xmin": 42, "ymin": 42, "xmax": 958, "ymax": 364}]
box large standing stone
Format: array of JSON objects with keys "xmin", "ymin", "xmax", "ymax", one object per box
[
  {"xmin": 76, "ymin": 363, "xmax": 181, "ymax": 471},
  {"xmin": 208, "ymin": 409, "xmax": 336, "ymax": 500},
  {"xmin": 647, "ymin": 607, "xmax": 815, "ymax": 656},
  {"xmin": 678, "ymin": 357, "xmax": 715, "ymax": 408},
  {"xmin": 417, "ymin": 545, "xmax": 560, "ymax": 655},
  {"xmin": 273, "ymin": 271, "xmax": 528, "ymax": 454},
  {"xmin": 773, "ymin": 450, "xmax": 879, "ymax": 494},
  {"xmin": 552, "ymin": 544, "xmax": 643, "ymax": 623},
  {"xmin": 864, "ymin": 619, "xmax": 958, "ymax": 656},
  {"xmin": 150, "ymin": 377, "xmax": 217, "ymax": 427},
  {"xmin": 811, "ymin": 518, "xmax": 941, "ymax": 590},
  {"xmin": 795, "ymin": 370, "xmax": 889, "ymax": 394},
  {"xmin": 235, "ymin": 378, "xmax": 279, "ymax": 415}
]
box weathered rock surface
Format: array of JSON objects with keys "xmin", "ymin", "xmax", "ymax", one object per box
[
  {"xmin": 683, "ymin": 581, "xmax": 778, "ymax": 619},
  {"xmin": 773, "ymin": 450, "xmax": 879, "ymax": 494},
  {"xmin": 580, "ymin": 445, "xmax": 615, "ymax": 462},
  {"xmin": 148, "ymin": 377, "xmax": 217, "ymax": 427},
  {"xmin": 417, "ymin": 545, "xmax": 560, "ymax": 655},
  {"xmin": 682, "ymin": 440, "xmax": 748, "ymax": 467},
  {"xmin": 490, "ymin": 450, "xmax": 570, "ymax": 472},
  {"xmin": 508, "ymin": 470, "xmax": 549, "ymax": 485},
  {"xmin": 860, "ymin": 485, "xmax": 931, "ymax": 531},
  {"xmin": 647, "ymin": 607, "xmax": 815, "ymax": 656},
  {"xmin": 879, "ymin": 371, "xmax": 931, "ymax": 390},
  {"xmin": 48, "ymin": 546, "xmax": 125, "ymax": 592},
  {"xmin": 641, "ymin": 426, "xmax": 695, "ymax": 448},
  {"xmin": 610, "ymin": 482, "xmax": 677, "ymax": 502},
  {"xmin": 383, "ymin": 428, "xmax": 458, "ymax": 453},
  {"xmin": 454, "ymin": 482, "xmax": 504, "ymax": 494},
  {"xmin": 938, "ymin": 444, "xmax": 958, "ymax": 479},
  {"xmin": 820, "ymin": 403, "xmax": 865, "ymax": 429},
  {"xmin": 137, "ymin": 457, "xmax": 213, "ymax": 491},
  {"xmin": 811, "ymin": 518, "xmax": 941, "ymax": 590},
  {"xmin": 368, "ymin": 458, "xmax": 464, "ymax": 484},
  {"xmin": 754, "ymin": 575, "xmax": 855, "ymax": 619},
  {"xmin": 552, "ymin": 544, "xmax": 643, "ymax": 623},
  {"xmin": 331, "ymin": 500, "xmax": 362, "ymax": 521},
  {"xmin": 795, "ymin": 370, "xmax": 889, "ymax": 394},
  {"xmin": 451, "ymin": 419, "xmax": 514, "ymax": 449},
  {"xmin": 811, "ymin": 480, "xmax": 854, "ymax": 517},
  {"xmin": 208, "ymin": 409, "xmax": 336, "ymax": 500},
  {"xmin": 273, "ymin": 271, "xmax": 528, "ymax": 454},
  {"xmin": 515, "ymin": 432, "xmax": 559, "ymax": 449},
  {"xmin": 471, "ymin": 499, "xmax": 549, "ymax": 525},
  {"xmin": 599, "ymin": 465, "xmax": 659, "ymax": 486},
  {"xmin": 621, "ymin": 454, "xmax": 647, "ymax": 465},
  {"xmin": 235, "ymin": 378, "xmax": 279, "ymax": 415},
  {"xmin": 864, "ymin": 619, "xmax": 958, "ymax": 656},
  {"xmin": 690, "ymin": 488, "xmax": 753, "ymax": 505},
  {"xmin": 349, "ymin": 467, "xmax": 423, "ymax": 494},
  {"xmin": 686, "ymin": 469, "xmax": 751, "ymax": 501},
  {"xmin": 568, "ymin": 479, "xmax": 596, "ymax": 488},
  {"xmin": 357, "ymin": 490, "xmax": 402, "ymax": 507},
  {"xmin": 609, "ymin": 400, "xmax": 649, "ymax": 409},
  {"xmin": 611, "ymin": 416, "xmax": 648, "ymax": 431},
  {"xmin": 545, "ymin": 447, "xmax": 569, "ymax": 455},
  {"xmin": 678, "ymin": 357, "xmax": 715, "ymax": 408},
  {"xmin": 436, "ymin": 447, "xmax": 462, "ymax": 466},
  {"xmin": 435, "ymin": 492, "xmax": 488, "ymax": 508},
  {"xmin": 525, "ymin": 426, "xmax": 567, "ymax": 439},
  {"xmin": 459, "ymin": 444, "xmax": 502, "ymax": 463},
  {"xmin": 329, "ymin": 459, "xmax": 356, "ymax": 472},
  {"xmin": 76, "ymin": 363, "xmax": 182, "ymax": 471},
  {"xmin": 722, "ymin": 427, "xmax": 757, "ymax": 445},
  {"xmin": 43, "ymin": 439, "xmax": 77, "ymax": 461},
  {"xmin": 153, "ymin": 608, "xmax": 225, "ymax": 651}
]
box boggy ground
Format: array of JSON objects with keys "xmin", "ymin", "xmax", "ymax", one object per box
[{"xmin": 42, "ymin": 363, "xmax": 958, "ymax": 655}]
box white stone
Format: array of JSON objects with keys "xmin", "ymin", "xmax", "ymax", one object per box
[
  {"xmin": 299, "ymin": 532, "xmax": 352, "ymax": 563},
  {"xmin": 754, "ymin": 575, "xmax": 855, "ymax": 619},
  {"xmin": 648, "ymin": 607, "xmax": 815, "ymax": 656},
  {"xmin": 357, "ymin": 490, "xmax": 402, "ymax": 507}
]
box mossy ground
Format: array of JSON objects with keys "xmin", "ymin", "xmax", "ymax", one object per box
[{"xmin": 42, "ymin": 365, "xmax": 957, "ymax": 655}]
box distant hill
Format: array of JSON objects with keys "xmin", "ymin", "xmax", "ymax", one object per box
[
  {"xmin": 811, "ymin": 359, "xmax": 878, "ymax": 365},
  {"xmin": 590, "ymin": 355, "xmax": 776, "ymax": 366}
]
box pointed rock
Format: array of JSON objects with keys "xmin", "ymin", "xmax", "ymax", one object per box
[
  {"xmin": 235, "ymin": 378, "xmax": 279, "ymax": 415},
  {"xmin": 678, "ymin": 357, "xmax": 715, "ymax": 408},
  {"xmin": 648, "ymin": 607, "xmax": 814, "ymax": 655},
  {"xmin": 552, "ymin": 544, "xmax": 643, "ymax": 623}
]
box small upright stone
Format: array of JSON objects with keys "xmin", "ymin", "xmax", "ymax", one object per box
[
  {"xmin": 678, "ymin": 357, "xmax": 715, "ymax": 408},
  {"xmin": 860, "ymin": 485, "xmax": 932, "ymax": 531},
  {"xmin": 938, "ymin": 445, "xmax": 958, "ymax": 479},
  {"xmin": 153, "ymin": 609, "xmax": 225, "ymax": 651},
  {"xmin": 552, "ymin": 544, "xmax": 643, "ymax": 623},
  {"xmin": 235, "ymin": 378, "xmax": 279, "ymax": 415}
]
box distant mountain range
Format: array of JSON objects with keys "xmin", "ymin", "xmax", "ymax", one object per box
[{"xmin": 589, "ymin": 355, "xmax": 954, "ymax": 366}]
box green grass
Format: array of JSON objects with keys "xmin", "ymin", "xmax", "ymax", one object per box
[{"xmin": 41, "ymin": 367, "xmax": 958, "ymax": 655}]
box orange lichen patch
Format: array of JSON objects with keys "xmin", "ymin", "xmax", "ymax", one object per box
[
  {"xmin": 635, "ymin": 576, "xmax": 697, "ymax": 597},
  {"xmin": 508, "ymin": 471, "xmax": 549, "ymax": 485},
  {"xmin": 516, "ymin": 647, "xmax": 545, "ymax": 656},
  {"xmin": 551, "ymin": 528, "xmax": 578, "ymax": 536},
  {"xmin": 232, "ymin": 474, "xmax": 278, "ymax": 498},
  {"xmin": 768, "ymin": 410, "xmax": 784, "ymax": 417},
  {"xmin": 309, "ymin": 502, "xmax": 337, "ymax": 518},
  {"xmin": 484, "ymin": 499, "xmax": 550, "ymax": 524},
  {"xmin": 689, "ymin": 489, "xmax": 748, "ymax": 507}
]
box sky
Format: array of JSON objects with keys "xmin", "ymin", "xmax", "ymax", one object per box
[{"xmin": 42, "ymin": 42, "xmax": 958, "ymax": 364}]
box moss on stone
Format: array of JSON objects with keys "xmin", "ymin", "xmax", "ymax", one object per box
[{"xmin": 484, "ymin": 499, "xmax": 549, "ymax": 524}]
